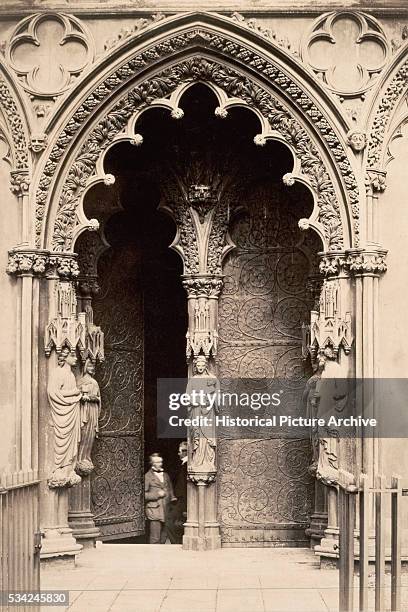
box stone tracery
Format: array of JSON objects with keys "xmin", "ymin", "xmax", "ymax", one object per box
[{"xmin": 32, "ymin": 18, "xmax": 359, "ymax": 253}]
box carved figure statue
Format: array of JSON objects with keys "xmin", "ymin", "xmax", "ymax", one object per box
[
  {"xmin": 186, "ymin": 355, "xmax": 218, "ymax": 475},
  {"xmin": 76, "ymin": 359, "xmax": 101, "ymax": 476},
  {"xmin": 314, "ymin": 346, "xmax": 349, "ymax": 486},
  {"xmin": 302, "ymin": 352, "xmax": 326, "ymax": 475},
  {"xmin": 47, "ymin": 346, "xmax": 82, "ymax": 488}
]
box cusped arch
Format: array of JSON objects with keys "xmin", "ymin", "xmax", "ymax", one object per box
[{"xmin": 34, "ymin": 12, "xmax": 359, "ymax": 253}]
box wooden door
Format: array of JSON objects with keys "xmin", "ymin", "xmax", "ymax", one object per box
[
  {"xmin": 217, "ymin": 180, "xmax": 320, "ymax": 546},
  {"xmin": 91, "ymin": 245, "xmax": 144, "ymax": 540}
]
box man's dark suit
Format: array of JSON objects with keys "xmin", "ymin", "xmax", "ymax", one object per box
[
  {"xmin": 166, "ymin": 460, "xmax": 187, "ymax": 544},
  {"xmin": 144, "ymin": 468, "xmax": 174, "ymax": 543}
]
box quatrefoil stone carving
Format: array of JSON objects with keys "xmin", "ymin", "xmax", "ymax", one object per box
[
  {"xmin": 302, "ymin": 11, "xmax": 389, "ymax": 97},
  {"xmin": 6, "ymin": 13, "xmax": 94, "ymax": 97}
]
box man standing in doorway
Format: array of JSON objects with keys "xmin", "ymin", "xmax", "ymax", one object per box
[
  {"xmin": 145, "ymin": 453, "xmax": 175, "ymax": 544},
  {"xmin": 167, "ymin": 441, "xmax": 188, "ymax": 544}
]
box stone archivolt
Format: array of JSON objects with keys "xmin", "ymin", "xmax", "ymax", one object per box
[
  {"xmin": 47, "ymin": 57, "xmax": 348, "ymax": 253},
  {"xmin": 0, "ymin": 76, "xmax": 28, "ymax": 173},
  {"xmin": 33, "ymin": 21, "xmax": 359, "ymax": 253}
]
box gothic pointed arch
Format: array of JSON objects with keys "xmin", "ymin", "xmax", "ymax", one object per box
[{"xmin": 32, "ymin": 12, "xmax": 359, "ymax": 254}]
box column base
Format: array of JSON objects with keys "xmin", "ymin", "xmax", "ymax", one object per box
[
  {"xmin": 314, "ymin": 527, "xmax": 339, "ymax": 566},
  {"xmin": 182, "ymin": 522, "xmax": 221, "ymax": 551},
  {"xmin": 305, "ymin": 511, "xmax": 328, "ymax": 549},
  {"xmin": 69, "ymin": 511, "xmax": 100, "ymax": 548},
  {"xmin": 40, "ymin": 526, "xmax": 82, "ymax": 563}
]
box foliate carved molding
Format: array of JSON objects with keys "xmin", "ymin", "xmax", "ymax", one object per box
[
  {"xmin": 318, "ymin": 249, "xmax": 388, "ymax": 277},
  {"xmin": 6, "ymin": 13, "xmax": 95, "ymax": 97},
  {"xmin": 7, "ymin": 249, "xmax": 79, "ymax": 278},
  {"xmin": 368, "ymin": 59, "xmax": 408, "ymax": 170},
  {"xmin": 103, "ymin": 13, "xmax": 167, "ymax": 52},
  {"xmin": 302, "ymin": 11, "xmax": 389, "ymax": 98},
  {"xmin": 229, "ymin": 12, "xmax": 296, "ymax": 55},
  {"xmin": 35, "ymin": 26, "xmax": 359, "ymax": 250},
  {"xmin": 345, "ymin": 249, "xmax": 388, "ymax": 276},
  {"xmin": 0, "ymin": 77, "xmax": 28, "ymax": 171}
]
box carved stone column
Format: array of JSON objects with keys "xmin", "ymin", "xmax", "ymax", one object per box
[
  {"xmin": 68, "ymin": 237, "xmax": 105, "ymax": 547},
  {"xmin": 9, "ymin": 249, "xmax": 105, "ymax": 563},
  {"xmin": 161, "ymin": 180, "xmax": 232, "ymax": 550},
  {"xmin": 305, "ymin": 252, "xmax": 355, "ymax": 564},
  {"xmin": 182, "ymin": 276, "xmax": 223, "ymax": 551}
]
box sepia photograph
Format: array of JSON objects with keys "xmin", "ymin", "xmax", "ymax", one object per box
[{"xmin": 0, "ymin": 0, "xmax": 408, "ymax": 610}]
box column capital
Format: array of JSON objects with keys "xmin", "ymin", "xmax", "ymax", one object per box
[
  {"xmin": 365, "ymin": 168, "xmax": 387, "ymax": 194},
  {"xmin": 7, "ymin": 249, "xmax": 80, "ymax": 279},
  {"xmin": 10, "ymin": 170, "xmax": 30, "ymax": 197},
  {"xmin": 319, "ymin": 248, "xmax": 387, "ymax": 278},
  {"xmin": 345, "ymin": 248, "xmax": 388, "ymax": 277},
  {"xmin": 182, "ymin": 275, "xmax": 224, "ymax": 298}
]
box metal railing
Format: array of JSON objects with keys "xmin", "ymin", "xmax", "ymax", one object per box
[{"xmin": 338, "ymin": 472, "xmax": 405, "ymax": 612}]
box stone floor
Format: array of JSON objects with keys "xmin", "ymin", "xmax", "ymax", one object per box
[{"xmin": 41, "ymin": 543, "xmax": 408, "ymax": 612}]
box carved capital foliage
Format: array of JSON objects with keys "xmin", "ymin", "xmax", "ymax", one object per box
[
  {"xmin": 187, "ymin": 471, "xmax": 216, "ymax": 485},
  {"xmin": 345, "ymin": 249, "xmax": 388, "ymax": 276},
  {"xmin": 182, "ymin": 276, "xmax": 224, "ymax": 299},
  {"xmin": 319, "ymin": 249, "xmax": 387, "ymax": 277},
  {"xmin": 10, "ymin": 170, "xmax": 29, "ymax": 196},
  {"xmin": 365, "ymin": 168, "xmax": 387, "ymax": 194},
  {"xmin": 7, "ymin": 249, "xmax": 80, "ymax": 279},
  {"xmin": 35, "ymin": 27, "xmax": 358, "ymax": 251}
]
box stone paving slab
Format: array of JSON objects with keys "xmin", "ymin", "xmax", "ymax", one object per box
[{"xmin": 40, "ymin": 543, "xmax": 407, "ymax": 612}]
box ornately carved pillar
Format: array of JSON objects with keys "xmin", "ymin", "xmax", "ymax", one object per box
[
  {"xmin": 9, "ymin": 248, "xmax": 104, "ymax": 563},
  {"xmin": 306, "ymin": 251, "xmax": 355, "ymax": 563},
  {"xmin": 68, "ymin": 236, "xmax": 105, "ymax": 547},
  {"xmin": 161, "ymin": 182, "xmax": 232, "ymax": 550},
  {"xmin": 182, "ymin": 275, "xmax": 223, "ymax": 551}
]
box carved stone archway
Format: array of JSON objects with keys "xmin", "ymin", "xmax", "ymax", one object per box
[{"xmin": 8, "ymin": 13, "xmax": 369, "ymax": 557}]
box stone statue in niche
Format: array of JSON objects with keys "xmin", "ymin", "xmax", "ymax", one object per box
[
  {"xmin": 186, "ymin": 355, "xmax": 218, "ymax": 476},
  {"xmin": 47, "ymin": 346, "xmax": 82, "ymax": 488},
  {"xmin": 76, "ymin": 359, "xmax": 101, "ymax": 476}
]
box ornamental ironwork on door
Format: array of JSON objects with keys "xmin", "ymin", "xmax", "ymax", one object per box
[
  {"xmin": 91, "ymin": 245, "xmax": 144, "ymax": 539},
  {"xmin": 217, "ymin": 180, "xmax": 321, "ymax": 546}
]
